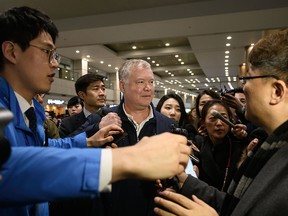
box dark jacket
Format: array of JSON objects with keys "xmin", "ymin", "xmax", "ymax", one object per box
[
  {"xmin": 59, "ymin": 111, "xmax": 87, "ymax": 138},
  {"xmin": 103, "ymin": 99, "xmax": 176, "ymax": 216},
  {"xmin": 194, "ymin": 134, "xmax": 247, "ymax": 191},
  {"xmin": 180, "ymin": 121, "xmax": 288, "ymax": 216}
]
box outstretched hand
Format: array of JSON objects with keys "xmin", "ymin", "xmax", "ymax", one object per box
[
  {"xmin": 86, "ymin": 124, "xmax": 124, "ymax": 148},
  {"xmin": 111, "ymin": 132, "xmax": 191, "ymax": 182},
  {"xmin": 154, "ymin": 190, "xmax": 218, "ymax": 216}
]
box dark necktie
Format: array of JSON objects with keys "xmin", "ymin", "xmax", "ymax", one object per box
[{"xmin": 25, "ymin": 107, "xmax": 37, "ymax": 134}]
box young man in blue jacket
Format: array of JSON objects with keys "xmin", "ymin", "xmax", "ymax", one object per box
[{"xmin": 0, "ymin": 6, "xmax": 191, "ymax": 216}]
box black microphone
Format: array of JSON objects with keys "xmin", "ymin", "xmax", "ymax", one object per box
[
  {"xmin": 0, "ymin": 108, "xmax": 13, "ymax": 167},
  {"xmin": 210, "ymin": 109, "xmax": 235, "ymax": 128},
  {"xmin": 0, "ymin": 137, "xmax": 11, "ymax": 167}
]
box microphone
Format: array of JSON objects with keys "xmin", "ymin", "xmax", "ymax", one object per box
[
  {"xmin": 0, "ymin": 137, "xmax": 11, "ymax": 167},
  {"xmin": 0, "ymin": 108, "xmax": 13, "ymax": 167},
  {"xmin": 210, "ymin": 109, "xmax": 235, "ymax": 128}
]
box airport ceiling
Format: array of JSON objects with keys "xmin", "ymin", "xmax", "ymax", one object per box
[{"xmin": 1, "ymin": 0, "xmax": 288, "ymax": 95}]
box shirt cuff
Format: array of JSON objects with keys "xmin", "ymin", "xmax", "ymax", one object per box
[{"xmin": 99, "ymin": 149, "xmax": 112, "ymax": 192}]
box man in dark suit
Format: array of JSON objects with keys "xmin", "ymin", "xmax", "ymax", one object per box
[{"xmin": 59, "ymin": 74, "xmax": 106, "ymax": 138}]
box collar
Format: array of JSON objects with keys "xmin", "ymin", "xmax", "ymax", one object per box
[
  {"xmin": 123, "ymin": 104, "xmax": 154, "ymax": 125},
  {"xmin": 83, "ymin": 107, "xmax": 92, "ymax": 118},
  {"xmin": 14, "ymin": 92, "xmax": 34, "ymax": 114}
]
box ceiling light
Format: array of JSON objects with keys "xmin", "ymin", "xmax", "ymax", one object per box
[
  {"xmin": 147, "ymin": 57, "xmax": 151, "ymax": 60},
  {"xmin": 181, "ymin": 62, "xmax": 184, "ymax": 64},
  {"xmin": 225, "ymin": 55, "xmax": 229, "ymax": 58},
  {"xmin": 178, "ymin": 59, "xmax": 182, "ymax": 61},
  {"xmin": 175, "ymin": 55, "xmax": 179, "ymax": 58},
  {"xmin": 132, "ymin": 46, "xmax": 137, "ymax": 49},
  {"xmin": 86, "ymin": 55, "xmax": 90, "ymax": 58},
  {"xmin": 115, "ymin": 67, "xmax": 118, "ymax": 70},
  {"xmin": 76, "ymin": 50, "xmax": 80, "ymax": 53},
  {"xmin": 225, "ymin": 59, "xmax": 229, "ymax": 62},
  {"xmin": 100, "ymin": 61, "xmax": 104, "ymax": 64},
  {"xmin": 226, "ymin": 43, "xmax": 231, "ymax": 46},
  {"xmin": 156, "ymin": 64, "xmax": 159, "ymax": 66},
  {"xmin": 225, "ymin": 63, "xmax": 229, "ymax": 66},
  {"xmin": 251, "ymin": 43, "xmax": 255, "ymax": 46},
  {"xmin": 108, "ymin": 64, "xmax": 111, "ymax": 67},
  {"xmin": 165, "ymin": 43, "xmax": 170, "ymax": 46},
  {"xmin": 225, "ymin": 51, "xmax": 230, "ymax": 54},
  {"xmin": 165, "ymin": 70, "xmax": 168, "ymax": 73},
  {"xmin": 225, "ymin": 67, "xmax": 228, "ymax": 70},
  {"xmin": 152, "ymin": 60, "xmax": 155, "ymax": 64},
  {"xmin": 227, "ymin": 36, "xmax": 232, "ymax": 40}
]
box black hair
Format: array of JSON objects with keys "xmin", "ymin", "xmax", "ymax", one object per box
[
  {"xmin": 67, "ymin": 96, "xmax": 83, "ymax": 108},
  {"xmin": 0, "ymin": 6, "xmax": 58, "ymax": 70},
  {"xmin": 75, "ymin": 73, "xmax": 104, "ymax": 94},
  {"xmin": 201, "ymin": 99, "xmax": 233, "ymax": 124},
  {"xmin": 195, "ymin": 89, "xmax": 220, "ymax": 118}
]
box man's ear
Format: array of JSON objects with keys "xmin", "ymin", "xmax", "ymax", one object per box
[
  {"xmin": 119, "ymin": 80, "xmax": 125, "ymax": 92},
  {"xmin": 77, "ymin": 91, "xmax": 85, "ymax": 100},
  {"xmin": 270, "ymin": 80, "xmax": 286, "ymax": 105},
  {"xmin": 2, "ymin": 41, "xmax": 17, "ymax": 64}
]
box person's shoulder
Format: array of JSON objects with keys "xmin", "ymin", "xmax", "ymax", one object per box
[
  {"xmin": 61, "ymin": 112, "xmax": 84, "ymax": 123},
  {"xmin": 155, "ymin": 111, "xmax": 175, "ymax": 123}
]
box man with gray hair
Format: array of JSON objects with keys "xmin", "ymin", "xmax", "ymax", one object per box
[{"xmin": 100, "ymin": 59, "xmax": 180, "ymax": 216}]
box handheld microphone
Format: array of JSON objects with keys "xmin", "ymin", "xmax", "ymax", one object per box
[
  {"xmin": 210, "ymin": 109, "xmax": 235, "ymax": 128},
  {"xmin": 0, "ymin": 108, "xmax": 14, "ymax": 167}
]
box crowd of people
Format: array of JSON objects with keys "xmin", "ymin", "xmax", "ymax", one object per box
[{"xmin": 0, "ymin": 5, "xmax": 288, "ymax": 216}]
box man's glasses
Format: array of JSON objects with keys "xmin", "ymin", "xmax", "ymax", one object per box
[
  {"xmin": 29, "ymin": 44, "xmax": 61, "ymax": 64},
  {"xmin": 238, "ymin": 75, "xmax": 279, "ymax": 84}
]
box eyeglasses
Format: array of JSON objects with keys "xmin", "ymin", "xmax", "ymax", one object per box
[
  {"xmin": 238, "ymin": 75, "xmax": 279, "ymax": 84},
  {"xmin": 29, "ymin": 44, "xmax": 61, "ymax": 64}
]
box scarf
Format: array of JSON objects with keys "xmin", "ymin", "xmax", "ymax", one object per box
[{"xmin": 221, "ymin": 121, "xmax": 288, "ymax": 216}]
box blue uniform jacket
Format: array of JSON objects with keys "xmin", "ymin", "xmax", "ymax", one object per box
[{"xmin": 0, "ymin": 77, "xmax": 102, "ymax": 216}]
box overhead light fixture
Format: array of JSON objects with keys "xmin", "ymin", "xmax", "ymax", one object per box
[
  {"xmin": 132, "ymin": 46, "xmax": 137, "ymax": 49},
  {"xmin": 165, "ymin": 43, "xmax": 170, "ymax": 47},
  {"xmin": 225, "ymin": 51, "xmax": 230, "ymax": 54},
  {"xmin": 226, "ymin": 43, "xmax": 231, "ymax": 47},
  {"xmin": 227, "ymin": 36, "xmax": 232, "ymax": 40},
  {"xmin": 86, "ymin": 55, "xmax": 90, "ymax": 58},
  {"xmin": 76, "ymin": 50, "xmax": 80, "ymax": 53}
]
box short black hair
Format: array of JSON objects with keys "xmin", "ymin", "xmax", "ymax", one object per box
[
  {"xmin": 67, "ymin": 96, "xmax": 83, "ymax": 108},
  {"xmin": 0, "ymin": 6, "xmax": 58, "ymax": 70},
  {"xmin": 75, "ymin": 73, "xmax": 104, "ymax": 94}
]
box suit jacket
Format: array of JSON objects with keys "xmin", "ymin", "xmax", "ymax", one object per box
[{"xmin": 59, "ymin": 111, "xmax": 87, "ymax": 138}]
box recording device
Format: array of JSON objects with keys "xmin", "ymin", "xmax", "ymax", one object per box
[
  {"xmin": 210, "ymin": 109, "xmax": 236, "ymax": 128},
  {"xmin": 0, "ymin": 108, "xmax": 13, "ymax": 167},
  {"xmin": 171, "ymin": 124, "xmax": 200, "ymax": 164},
  {"xmin": 160, "ymin": 125, "xmax": 200, "ymax": 192}
]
